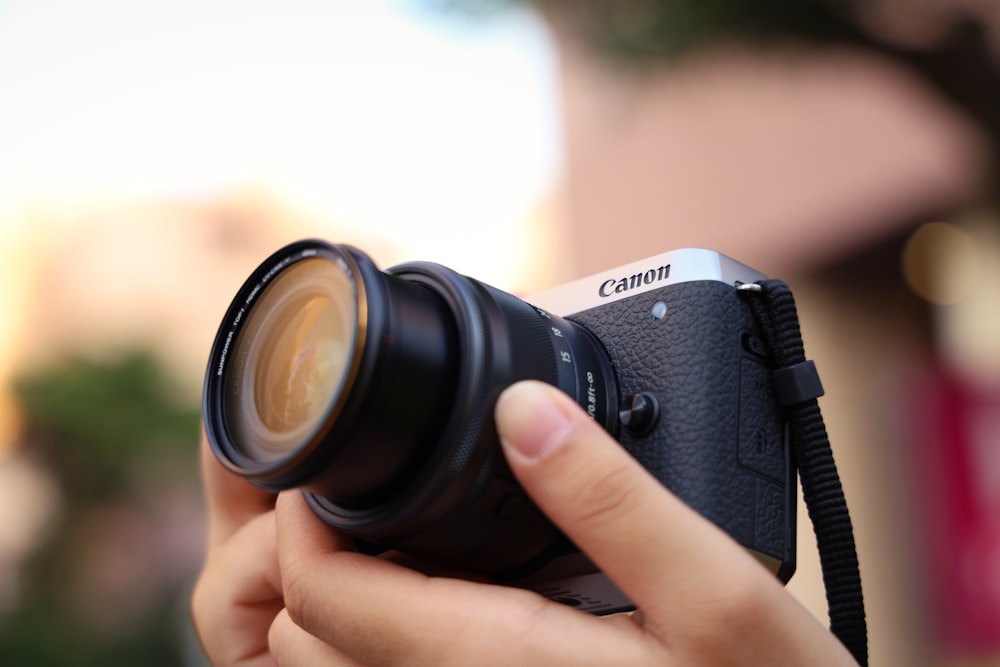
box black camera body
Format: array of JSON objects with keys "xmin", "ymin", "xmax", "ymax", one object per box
[
  {"xmin": 204, "ymin": 241, "xmax": 796, "ymax": 615},
  {"xmin": 513, "ymin": 250, "xmax": 797, "ymax": 611}
]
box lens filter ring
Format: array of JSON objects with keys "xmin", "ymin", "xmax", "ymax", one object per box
[{"xmin": 203, "ymin": 240, "xmax": 369, "ymax": 488}]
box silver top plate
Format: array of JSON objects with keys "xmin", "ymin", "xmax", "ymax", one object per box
[{"xmin": 530, "ymin": 248, "xmax": 767, "ymax": 316}]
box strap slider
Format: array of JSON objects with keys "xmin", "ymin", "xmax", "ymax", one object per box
[{"xmin": 773, "ymin": 360, "xmax": 824, "ymax": 408}]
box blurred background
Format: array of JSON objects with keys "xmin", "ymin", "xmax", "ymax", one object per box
[{"xmin": 0, "ymin": 0, "xmax": 998, "ymax": 664}]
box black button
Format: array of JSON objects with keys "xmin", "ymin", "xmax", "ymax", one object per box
[{"xmin": 618, "ymin": 392, "xmax": 660, "ymax": 436}]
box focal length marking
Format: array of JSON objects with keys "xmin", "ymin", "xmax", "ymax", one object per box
[{"xmin": 598, "ymin": 264, "xmax": 671, "ymax": 298}]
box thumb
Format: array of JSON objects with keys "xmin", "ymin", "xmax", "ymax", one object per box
[
  {"xmin": 494, "ymin": 381, "xmax": 765, "ymax": 624},
  {"xmin": 495, "ymin": 381, "xmax": 857, "ymax": 666}
]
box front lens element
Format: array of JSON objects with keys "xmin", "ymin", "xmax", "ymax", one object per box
[{"xmin": 225, "ymin": 257, "xmax": 357, "ymax": 463}]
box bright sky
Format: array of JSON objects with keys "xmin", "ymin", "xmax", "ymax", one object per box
[
  {"xmin": 0, "ymin": 0, "xmax": 560, "ymax": 454},
  {"xmin": 0, "ymin": 0, "xmax": 559, "ymax": 271}
]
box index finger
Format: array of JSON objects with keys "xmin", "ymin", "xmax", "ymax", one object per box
[{"xmin": 200, "ymin": 425, "xmax": 277, "ymax": 546}]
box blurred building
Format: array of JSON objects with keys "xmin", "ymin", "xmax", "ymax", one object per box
[
  {"xmin": 540, "ymin": 6, "xmax": 999, "ymax": 666},
  {"xmin": 1, "ymin": 190, "xmax": 406, "ymax": 397}
]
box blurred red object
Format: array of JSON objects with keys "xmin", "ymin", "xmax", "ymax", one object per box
[{"xmin": 909, "ymin": 361, "xmax": 1000, "ymax": 659}]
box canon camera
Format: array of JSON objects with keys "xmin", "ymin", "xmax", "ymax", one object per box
[{"xmin": 203, "ymin": 239, "xmax": 797, "ymax": 614}]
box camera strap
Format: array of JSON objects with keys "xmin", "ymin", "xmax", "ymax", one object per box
[{"xmin": 739, "ymin": 280, "xmax": 868, "ymax": 667}]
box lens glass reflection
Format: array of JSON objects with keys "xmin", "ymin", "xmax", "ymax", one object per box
[{"xmin": 225, "ymin": 257, "xmax": 357, "ymax": 462}]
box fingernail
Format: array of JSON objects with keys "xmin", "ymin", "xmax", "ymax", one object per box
[{"xmin": 495, "ymin": 381, "xmax": 574, "ymax": 460}]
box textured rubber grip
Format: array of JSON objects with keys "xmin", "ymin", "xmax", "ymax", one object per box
[{"xmin": 569, "ymin": 280, "xmax": 796, "ymax": 570}]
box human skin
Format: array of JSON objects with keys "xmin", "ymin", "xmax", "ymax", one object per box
[{"xmin": 191, "ymin": 380, "xmax": 858, "ymax": 666}]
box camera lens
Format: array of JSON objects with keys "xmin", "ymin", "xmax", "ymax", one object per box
[
  {"xmin": 206, "ymin": 241, "xmax": 462, "ymax": 504},
  {"xmin": 204, "ymin": 239, "xmax": 618, "ymax": 574},
  {"xmin": 223, "ymin": 257, "xmax": 358, "ymax": 463}
]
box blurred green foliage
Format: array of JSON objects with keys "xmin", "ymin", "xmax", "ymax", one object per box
[
  {"xmin": 423, "ymin": 0, "xmax": 859, "ymax": 57},
  {"xmin": 15, "ymin": 352, "xmax": 199, "ymax": 500},
  {"xmin": 2, "ymin": 350, "xmax": 201, "ymax": 667},
  {"xmin": 558, "ymin": 0, "xmax": 858, "ymax": 59}
]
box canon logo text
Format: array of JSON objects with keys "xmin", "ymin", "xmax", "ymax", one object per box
[{"xmin": 598, "ymin": 264, "xmax": 671, "ymax": 298}]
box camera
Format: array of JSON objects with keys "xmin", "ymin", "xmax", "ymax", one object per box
[{"xmin": 203, "ymin": 239, "xmax": 796, "ymax": 614}]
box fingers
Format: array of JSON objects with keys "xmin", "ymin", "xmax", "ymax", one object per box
[
  {"xmin": 200, "ymin": 427, "xmax": 277, "ymax": 547},
  {"xmin": 494, "ymin": 382, "xmax": 782, "ymax": 631},
  {"xmin": 192, "ymin": 509, "xmax": 283, "ymax": 667},
  {"xmin": 495, "ymin": 381, "xmax": 859, "ymax": 666},
  {"xmin": 269, "ymin": 609, "xmax": 365, "ymax": 667},
  {"xmin": 274, "ymin": 491, "xmax": 656, "ymax": 667}
]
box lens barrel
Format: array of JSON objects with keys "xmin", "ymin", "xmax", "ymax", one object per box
[{"xmin": 204, "ymin": 239, "xmax": 618, "ymax": 574}]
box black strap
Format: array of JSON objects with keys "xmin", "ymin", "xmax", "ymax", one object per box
[{"xmin": 740, "ymin": 280, "xmax": 869, "ymax": 667}]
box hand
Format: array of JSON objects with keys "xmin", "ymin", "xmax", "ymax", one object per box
[
  {"xmin": 267, "ymin": 381, "xmax": 858, "ymax": 666},
  {"xmin": 191, "ymin": 429, "xmax": 282, "ymax": 667}
]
